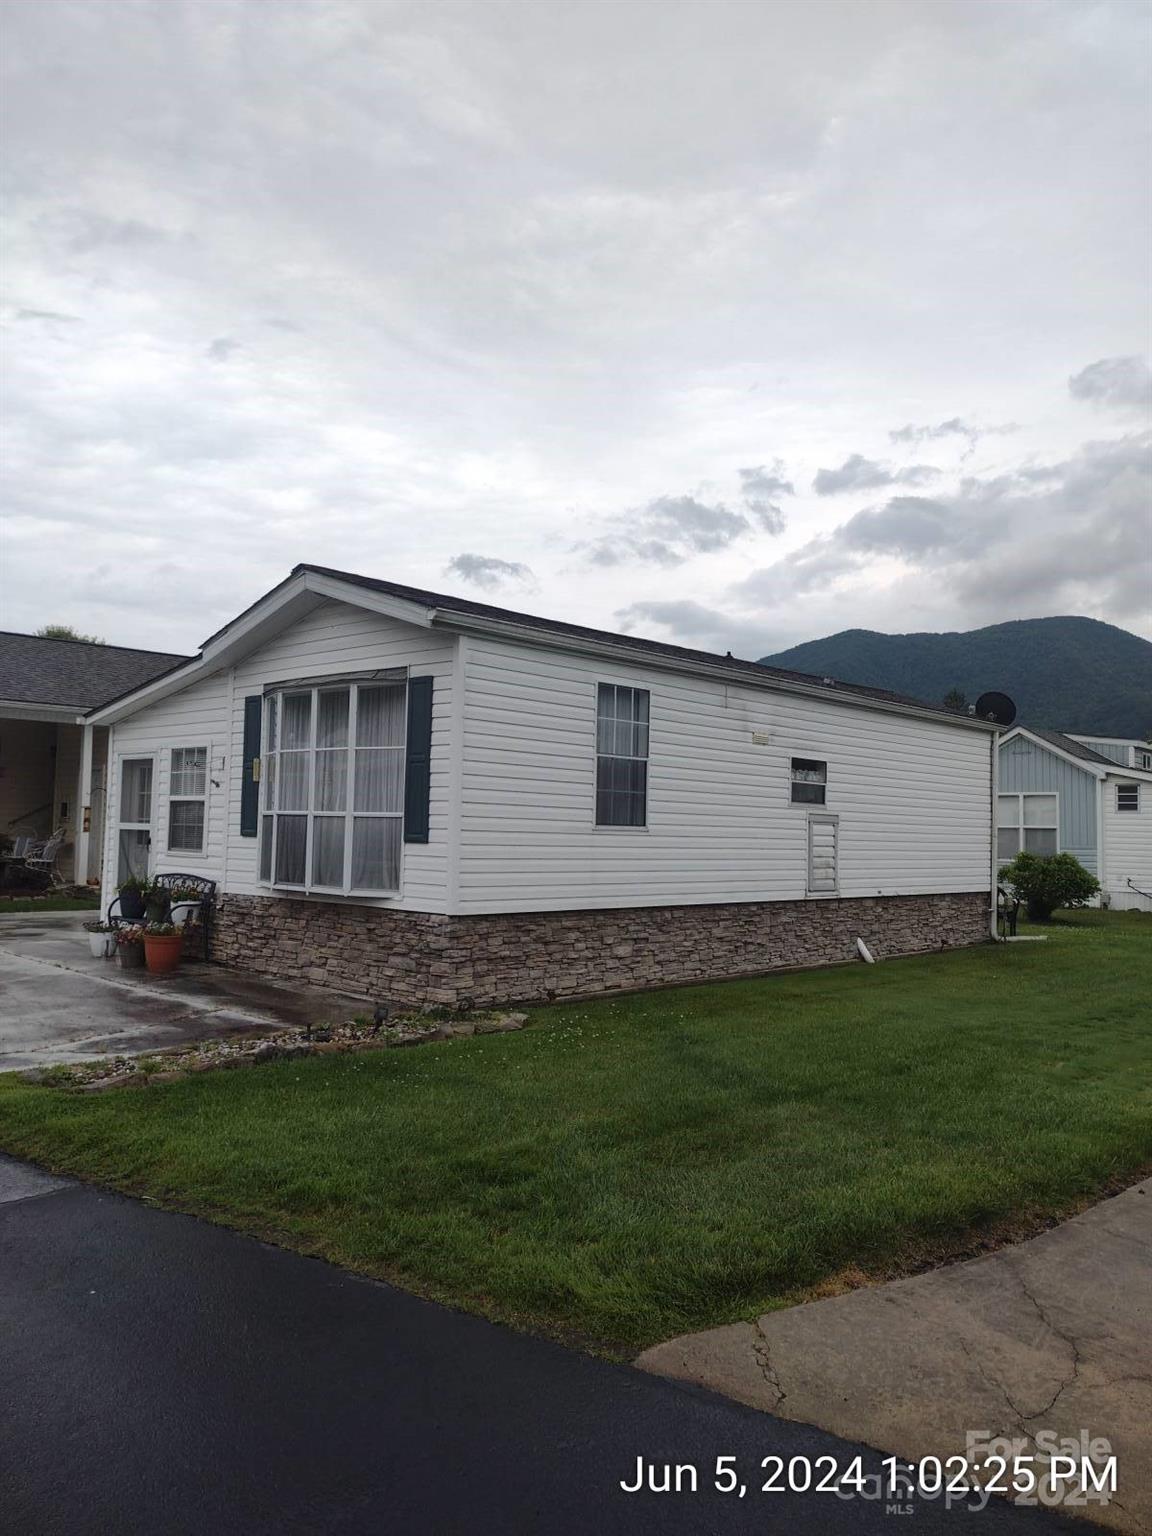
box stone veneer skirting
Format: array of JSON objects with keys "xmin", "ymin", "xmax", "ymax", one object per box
[{"xmin": 210, "ymin": 891, "xmax": 991, "ymax": 1010}]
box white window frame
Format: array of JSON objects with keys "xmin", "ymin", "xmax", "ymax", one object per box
[
  {"xmin": 1116, "ymin": 782, "xmax": 1140, "ymax": 812},
  {"xmin": 259, "ymin": 676, "xmax": 408, "ymax": 897},
  {"xmin": 166, "ymin": 744, "xmax": 209, "ymax": 857},
  {"xmin": 996, "ymin": 791, "xmax": 1060, "ymax": 860},
  {"xmin": 593, "ymin": 681, "xmax": 650, "ymax": 830}
]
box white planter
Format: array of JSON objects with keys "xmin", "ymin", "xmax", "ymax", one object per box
[
  {"xmin": 169, "ymin": 901, "xmax": 200, "ymax": 928},
  {"xmin": 87, "ymin": 931, "xmax": 114, "ymax": 959}
]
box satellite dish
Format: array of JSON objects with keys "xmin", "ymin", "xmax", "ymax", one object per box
[{"xmin": 975, "ymin": 691, "xmax": 1017, "ymax": 727}]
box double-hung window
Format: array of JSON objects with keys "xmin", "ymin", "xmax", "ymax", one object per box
[
  {"xmin": 790, "ymin": 758, "xmax": 827, "ymax": 805},
  {"xmin": 168, "ymin": 747, "xmax": 207, "ymax": 853},
  {"xmin": 259, "ymin": 675, "xmax": 407, "ymax": 894},
  {"xmin": 596, "ymin": 683, "xmax": 649, "ymax": 826},
  {"xmin": 997, "ymin": 793, "xmax": 1057, "ymax": 859},
  {"xmin": 1117, "ymin": 783, "xmax": 1140, "ymax": 812}
]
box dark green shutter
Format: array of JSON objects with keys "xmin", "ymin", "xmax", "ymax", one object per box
[
  {"xmin": 240, "ymin": 695, "xmax": 262, "ymax": 837},
  {"xmin": 404, "ymin": 676, "xmax": 433, "ymax": 844}
]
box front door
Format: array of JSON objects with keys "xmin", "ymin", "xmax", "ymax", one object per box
[{"xmin": 117, "ymin": 756, "xmax": 154, "ymax": 884}]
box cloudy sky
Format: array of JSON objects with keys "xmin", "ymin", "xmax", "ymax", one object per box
[{"xmin": 2, "ymin": 0, "xmax": 1149, "ymax": 658}]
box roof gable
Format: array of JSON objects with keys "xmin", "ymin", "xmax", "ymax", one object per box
[{"xmin": 1001, "ymin": 725, "xmax": 1152, "ymax": 782}]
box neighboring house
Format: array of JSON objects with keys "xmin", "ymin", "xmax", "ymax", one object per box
[
  {"xmin": 0, "ymin": 632, "xmax": 189, "ymax": 884},
  {"xmin": 86, "ymin": 564, "xmax": 1000, "ymax": 1006},
  {"xmin": 997, "ymin": 726, "xmax": 1152, "ymax": 911}
]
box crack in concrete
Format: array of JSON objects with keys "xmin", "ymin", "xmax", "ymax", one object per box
[
  {"xmin": 1002, "ymin": 1262, "xmax": 1083, "ymax": 1423},
  {"xmin": 750, "ymin": 1319, "xmax": 787, "ymax": 1410}
]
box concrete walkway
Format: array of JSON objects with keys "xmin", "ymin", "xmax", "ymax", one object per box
[
  {"xmin": 0, "ymin": 911, "xmax": 365, "ymax": 1070},
  {"xmin": 638, "ymin": 1181, "xmax": 1151, "ymax": 1533}
]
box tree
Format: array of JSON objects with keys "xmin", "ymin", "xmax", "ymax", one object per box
[
  {"xmin": 942, "ymin": 688, "xmax": 969, "ymax": 711},
  {"xmin": 1000, "ymin": 851, "xmax": 1100, "ymax": 923},
  {"xmin": 36, "ymin": 624, "xmax": 104, "ymax": 644}
]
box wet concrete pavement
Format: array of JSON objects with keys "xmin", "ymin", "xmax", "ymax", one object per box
[{"xmin": 0, "ymin": 911, "xmax": 366, "ymax": 1070}]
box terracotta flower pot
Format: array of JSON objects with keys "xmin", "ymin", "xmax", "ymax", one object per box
[{"xmin": 144, "ymin": 933, "xmax": 184, "ymax": 974}]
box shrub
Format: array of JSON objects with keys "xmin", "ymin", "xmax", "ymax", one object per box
[{"xmin": 1001, "ymin": 851, "xmax": 1100, "ymax": 923}]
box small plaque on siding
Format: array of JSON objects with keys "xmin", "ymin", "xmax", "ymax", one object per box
[{"xmin": 751, "ymin": 731, "xmax": 772, "ymax": 745}]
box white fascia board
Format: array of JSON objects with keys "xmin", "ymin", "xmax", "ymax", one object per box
[
  {"xmin": 0, "ymin": 700, "xmax": 85, "ymax": 724},
  {"xmin": 998, "ymin": 727, "xmax": 1107, "ymax": 778},
  {"xmin": 300, "ymin": 570, "xmax": 434, "ymax": 628},
  {"xmin": 1102, "ymin": 765, "xmax": 1152, "ymax": 784},
  {"xmin": 431, "ymin": 611, "xmax": 1000, "ymax": 734}
]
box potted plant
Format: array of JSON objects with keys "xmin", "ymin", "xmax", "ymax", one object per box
[
  {"xmin": 145, "ymin": 885, "xmax": 172, "ymax": 925},
  {"xmin": 117, "ymin": 876, "xmax": 149, "ymax": 921},
  {"xmin": 83, "ymin": 919, "xmax": 115, "ymax": 959},
  {"xmin": 143, "ymin": 921, "xmax": 183, "ymax": 974},
  {"xmin": 167, "ymin": 882, "xmax": 202, "ymax": 928},
  {"xmin": 115, "ymin": 924, "xmax": 146, "ymax": 969}
]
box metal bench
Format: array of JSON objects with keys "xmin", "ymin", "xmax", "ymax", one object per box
[{"xmin": 107, "ymin": 873, "xmax": 218, "ymax": 960}]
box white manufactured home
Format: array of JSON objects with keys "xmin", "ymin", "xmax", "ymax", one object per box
[
  {"xmin": 997, "ymin": 726, "xmax": 1152, "ymax": 912},
  {"xmin": 86, "ymin": 565, "xmax": 1000, "ymax": 1006}
]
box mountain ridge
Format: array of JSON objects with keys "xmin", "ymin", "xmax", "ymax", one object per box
[{"xmin": 758, "ymin": 616, "xmax": 1152, "ymax": 738}]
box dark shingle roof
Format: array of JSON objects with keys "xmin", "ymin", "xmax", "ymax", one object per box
[
  {"xmin": 1021, "ymin": 726, "xmax": 1121, "ymax": 766},
  {"xmin": 0, "ymin": 632, "xmax": 191, "ymax": 710},
  {"xmin": 287, "ymin": 564, "xmax": 985, "ymax": 723}
]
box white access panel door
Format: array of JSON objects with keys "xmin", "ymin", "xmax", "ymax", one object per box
[{"xmin": 807, "ymin": 814, "xmax": 839, "ymax": 894}]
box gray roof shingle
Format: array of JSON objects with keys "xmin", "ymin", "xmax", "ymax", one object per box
[
  {"xmin": 1020, "ymin": 726, "xmax": 1122, "ymax": 766},
  {"xmin": 286, "ymin": 564, "xmax": 985, "ymax": 723},
  {"xmin": 0, "ymin": 632, "xmax": 191, "ymax": 710}
]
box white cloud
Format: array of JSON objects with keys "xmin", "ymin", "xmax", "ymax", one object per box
[{"xmin": 0, "ymin": 1, "xmax": 1148, "ymax": 649}]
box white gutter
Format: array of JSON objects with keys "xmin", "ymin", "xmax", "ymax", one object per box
[
  {"xmin": 0, "ymin": 699, "xmax": 86, "ymax": 724},
  {"xmin": 1096, "ymin": 774, "xmax": 1107, "ymax": 903},
  {"xmin": 429, "ymin": 610, "xmax": 1001, "ymax": 735},
  {"xmin": 990, "ymin": 729, "xmax": 1001, "ymax": 940}
]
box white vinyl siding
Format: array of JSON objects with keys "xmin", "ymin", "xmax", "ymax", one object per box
[
  {"xmin": 98, "ymin": 671, "xmax": 230, "ymax": 909},
  {"xmin": 456, "ymin": 634, "xmax": 992, "ymax": 914},
  {"xmin": 1101, "ymin": 775, "xmax": 1152, "ymax": 912}
]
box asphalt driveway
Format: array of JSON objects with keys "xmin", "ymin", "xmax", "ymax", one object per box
[
  {"xmin": 0, "ymin": 1156, "xmax": 1077, "ymax": 1536},
  {"xmin": 0, "ymin": 911, "xmax": 361, "ymax": 1070}
]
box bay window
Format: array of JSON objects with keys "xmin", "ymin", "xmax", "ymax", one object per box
[{"xmin": 259, "ymin": 674, "xmax": 407, "ymax": 894}]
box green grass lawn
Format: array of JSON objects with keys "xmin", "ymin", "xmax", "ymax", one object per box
[
  {"xmin": 1, "ymin": 909, "xmax": 1149, "ymax": 1354},
  {"xmin": 0, "ymin": 893, "xmax": 99, "ymax": 912}
]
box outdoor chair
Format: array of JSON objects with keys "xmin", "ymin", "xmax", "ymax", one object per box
[
  {"xmin": 997, "ymin": 884, "xmax": 1020, "ymax": 938},
  {"xmin": 21, "ymin": 829, "xmax": 68, "ymax": 889},
  {"xmin": 107, "ymin": 873, "xmax": 218, "ymax": 961}
]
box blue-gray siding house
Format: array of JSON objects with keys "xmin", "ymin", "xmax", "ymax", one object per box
[{"xmin": 997, "ymin": 727, "xmax": 1152, "ymax": 910}]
